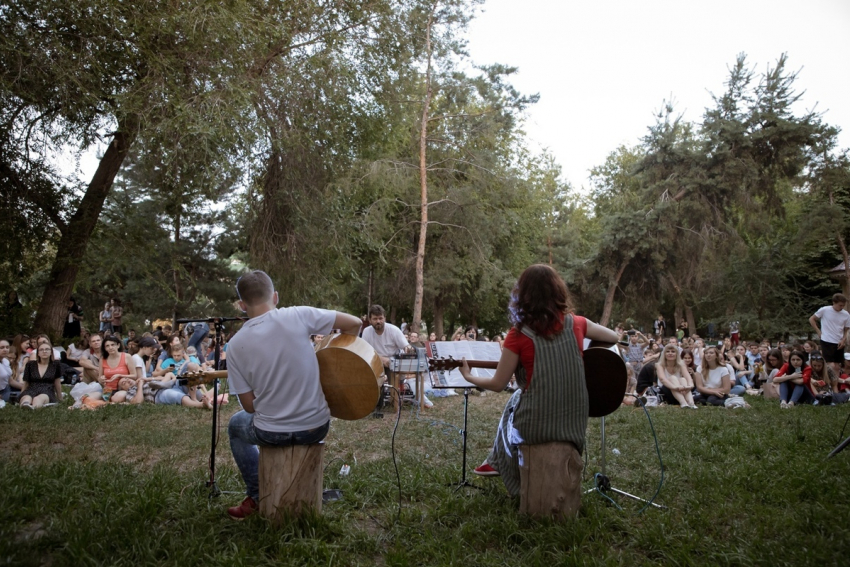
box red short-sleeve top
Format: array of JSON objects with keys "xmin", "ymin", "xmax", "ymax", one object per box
[{"xmin": 503, "ymin": 314, "xmax": 587, "ymax": 385}]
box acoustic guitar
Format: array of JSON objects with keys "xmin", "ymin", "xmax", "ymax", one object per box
[
  {"xmin": 428, "ymin": 343, "xmax": 627, "ymax": 417},
  {"xmin": 180, "ymin": 334, "xmax": 384, "ymax": 421}
]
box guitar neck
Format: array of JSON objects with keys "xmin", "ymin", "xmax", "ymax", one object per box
[
  {"xmin": 428, "ymin": 357, "xmax": 499, "ymax": 372},
  {"xmin": 464, "ymin": 360, "xmax": 499, "ymax": 370}
]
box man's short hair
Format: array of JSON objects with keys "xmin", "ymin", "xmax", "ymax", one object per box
[
  {"xmin": 237, "ymin": 270, "xmax": 275, "ymax": 306},
  {"xmin": 368, "ymin": 305, "xmax": 385, "ymax": 318},
  {"xmin": 833, "ymin": 293, "xmax": 847, "ymax": 304}
]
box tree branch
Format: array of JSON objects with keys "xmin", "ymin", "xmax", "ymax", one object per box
[{"xmin": 0, "ymin": 159, "xmax": 67, "ymax": 233}]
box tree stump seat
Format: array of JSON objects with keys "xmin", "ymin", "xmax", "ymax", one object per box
[
  {"xmin": 258, "ymin": 442, "xmax": 324, "ymax": 524},
  {"xmin": 518, "ymin": 441, "xmax": 583, "ymax": 520}
]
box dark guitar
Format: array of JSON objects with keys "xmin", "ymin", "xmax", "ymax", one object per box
[{"xmin": 428, "ymin": 344, "xmax": 627, "ymax": 418}]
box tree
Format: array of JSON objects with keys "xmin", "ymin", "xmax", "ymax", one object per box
[{"xmin": 1, "ymin": 0, "xmax": 384, "ymax": 337}]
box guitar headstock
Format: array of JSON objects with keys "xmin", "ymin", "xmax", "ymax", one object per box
[
  {"xmin": 428, "ymin": 357, "xmax": 463, "ymax": 372},
  {"xmin": 177, "ymin": 370, "xmax": 227, "ymax": 388}
]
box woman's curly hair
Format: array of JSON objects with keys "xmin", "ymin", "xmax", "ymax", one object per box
[{"xmin": 509, "ymin": 264, "xmax": 573, "ymax": 337}]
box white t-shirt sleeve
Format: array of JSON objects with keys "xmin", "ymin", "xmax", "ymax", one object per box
[
  {"xmin": 227, "ymin": 347, "xmax": 251, "ymax": 395},
  {"xmin": 388, "ymin": 325, "xmax": 409, "ymax": 352},
  {"xmin": 131, "ymin": 354, "xmax": 146, "ymax": 371},
  {"xmin": 292, "ymin": 306, "xmax": 336, "ymax": 336}
]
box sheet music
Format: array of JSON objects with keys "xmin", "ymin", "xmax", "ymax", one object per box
[{"xmin": 426, "ymin": 341, "xmax": 502, "ymax": 389}]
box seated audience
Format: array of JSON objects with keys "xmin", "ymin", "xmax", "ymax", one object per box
[
  {"xmin": 0, "ymin": 338, "xmax": 25, "ymax": 402},
  {"xmin": 655, "ymin": 344, "xmax": 697, "ymax": 408},
  {"xmin": 774, "ymin": 350, "xmax": 812, "ymax": 408},
  {"xmin": 19, "ymin": 340, "xmax": 63, "ymax": 409},
  {"xmin": 807, "ymin": 352, "xmax": 837, "ymax": 406},
  {"xmin": 99, "ymin": 335, "xmax": 135, "ymax": 401},
  {"xmin": 729, "ymin": 344, "xmax": 753, "ymax": 391},
  {"xmin": 78, "ymin": 334, "xmax": 103, "ymax": 383},
  {"xmin": 694, "ymin": 346, "xmax": 732, "ymax": 406},
  {"xmin": 153, "ymin": 334, "xmax": 184, "ymax": 376}
]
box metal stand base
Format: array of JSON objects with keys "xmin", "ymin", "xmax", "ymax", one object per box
[
  {"xmin": 584, "ymin": 415, "xmax": 665, "ymax": 509},
  {"xmin": 450, "ymin": 388, "xmax": 482, "ymax": 492}
]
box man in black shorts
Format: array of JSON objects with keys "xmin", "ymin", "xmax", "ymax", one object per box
[{"xmin": 809, "ymin": 293, "xmax": 850, "ymax": 375}]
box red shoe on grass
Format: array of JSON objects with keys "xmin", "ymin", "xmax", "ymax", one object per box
[
  {"xmin": 473, "ymin": 462, "xmax": 499, "ymax": 477},
  {"xmin": 227, "ymin": 496, "xmax": 258, "ymax": 520}
]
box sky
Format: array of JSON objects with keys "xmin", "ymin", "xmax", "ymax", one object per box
[{"xmin": 464, "ymin": 0, "xmax": 850, "ymax": 191}]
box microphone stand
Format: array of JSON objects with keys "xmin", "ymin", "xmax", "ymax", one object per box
[{"xmin": 176, "ymin": 316, "xmax": 247, "ymax": 498}]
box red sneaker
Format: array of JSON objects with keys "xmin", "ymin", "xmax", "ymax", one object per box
[
  {"xmin": 473, "ymin": 462, "xmax": 499, "ymax": 477},
  {"xmin": 227, "ymin": 496, "xmax": 258, "ymax": 520}
]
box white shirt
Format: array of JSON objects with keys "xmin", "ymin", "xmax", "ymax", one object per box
[
  {"xmin": 227, "ymin": 306, "xmax": 335, "ymax": 432},
  {"xmin": 361, "ymin": 323, "xmax": 409, "ymax": 358},
  {"xmin": 131, "ymin": 354, "xmax": 146, "ymax": 377},
  {"xmin": 0, "ymin": 358, "xmax": 12, "ymax": 390},
  {"xmin": 698, "ymin": 365, "xmax": 729, "ymax": 390},
  {"xmin": 814, "ymin": 305, "xmax": 850, "ymax": 344}
]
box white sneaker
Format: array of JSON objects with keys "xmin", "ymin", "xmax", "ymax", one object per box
[
  {"xmin": 780, "ymin": 400, "xmax": 787, "ymax": 409},
  {"xmin": 787, "ymin": 401, "xmax": 795, "ymax": 408}
]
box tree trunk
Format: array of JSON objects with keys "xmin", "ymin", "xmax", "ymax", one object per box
[
  {"xmin": 366, "ymin": 266, "xmax": 373, "ymax": 315},
  {"xmin": 433, "ymin": 295, "xmax": 444, "ymax": 339},
  {"xmin": 599, "ymin": 258, "xmax": 629, "ymax": 327},
  {"xmin": 172, "ymin": 208, "xmax": 182, "ymax": 329},
  {"xmin": 33, "ymin": 117, "xmax": 139, "ymax": 338},
  {"xmin": 685, "ymin": 305, "xmax": 696, "ymax": 338},
  {"xmin": 674, "ymin": 305, "xmax": 683, "ymax": 334},
  {"xmin": 411, "ymin": 7, "xmax": 434, "ymax": 334}
]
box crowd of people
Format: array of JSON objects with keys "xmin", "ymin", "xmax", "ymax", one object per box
[
  {"xmin": 0, "ymin": 321, "xmax": 223, "ymax": 410},
  {"xmin": 617, "ymin": 293, "xmax": 850, "ymax": 409}
]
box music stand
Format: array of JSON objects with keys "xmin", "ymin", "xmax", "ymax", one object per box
[{"xmin": 426, "ymin": 341, "xmax": 501, "ymax": 492}]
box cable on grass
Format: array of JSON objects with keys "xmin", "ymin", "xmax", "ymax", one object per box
[
  {"xmin": 324, "ymin": 457, "xmax": 344, "ymax": 474},
  {"xmin": 633, "ymin": 399, "xmax": 664, "ymax": 515},
  {"xmin": 389, "ymin": 385, "xmax": 403, "ymax": 525},
  {"xmin": 837, "ymin": 409, "xmax": 850, "ymax": 446}
]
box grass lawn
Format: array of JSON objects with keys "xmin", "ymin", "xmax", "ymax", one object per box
[{"xmin": 1, "ymin": 389, "xmax": 848, "ymax": 566}]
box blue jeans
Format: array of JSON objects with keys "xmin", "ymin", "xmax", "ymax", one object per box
[
  {"xmin": 188, "ymin": 323, "xmax": 209, "ymax": 352},
  {"xmin": 228, "ymin": 410, "xmax": 329, "ymax": 500},
  {"xmin": 779, "ymin": 382, "xmax": 812, "ymax": 404},
  {"xmin": 730, "ymin": 385, "xmax": 746, "ymax": 396},
  {"xmin": 736, "ymin": 373, "xmax": 752, "ymax": 389}
]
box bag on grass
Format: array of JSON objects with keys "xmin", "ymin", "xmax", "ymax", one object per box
[
  {"xmin": 724, "ymin": 395, "xmax": 749, "ymax": 409},
  {"xmin": 70, "ymin": 381, "xmax": 102, "ymax": 402}
]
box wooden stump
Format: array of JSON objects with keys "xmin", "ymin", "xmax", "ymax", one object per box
[
  {"xmin": 518, "ymin": 442, "xmax": 583, "ymax": 520},
  {"xmin": 259, "ymin": 443, "xmax": 324, "ymax": 523}
]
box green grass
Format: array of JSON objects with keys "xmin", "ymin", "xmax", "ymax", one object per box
[{"xmin": 1, "ymin": 391, "xmax": 848, "ymax": 566}]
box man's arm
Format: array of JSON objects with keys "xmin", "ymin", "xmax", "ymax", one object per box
[
  {"xmin": 334, "ymin": 312, "xmax": 363, "ymax": 336},
  {"xmin": 809, "ymin": 314, "xmax": 821, "ymax": 338},
  {"xmin": 78, "ymin": 355, "xmax": 97, "ymax": 372},
  {"xmin": 237, "ymin": 391, "xmax": 255, "ymax": 413}
]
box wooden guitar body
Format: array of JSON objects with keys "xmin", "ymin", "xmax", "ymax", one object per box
[
  {"xmin": 182, "ymin": 334, "xmax": 384, "ymax": 421},
  {"xmin": 314, "ymin": 333, "xmax": 384, "ymax": 420}
]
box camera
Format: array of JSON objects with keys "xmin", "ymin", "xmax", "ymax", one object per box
[{"xmin": 627, "ymin": 330, "xmax": 637, "ymax": 336}]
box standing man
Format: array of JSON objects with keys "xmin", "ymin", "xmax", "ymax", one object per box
[
  {"xmin": 809, "ymin": 293, "xmax": 850, "ymax": 375},
  {"xmin": 225, "ymin": 270, "xmax": 362, "ymax": 520},
  {"xmin": 653, "ymin": 315, "xmax": 666, "ymax": 341},
  {"xmin": 110, "ymin": 299, "xmax": 123, "ymax": 336}
]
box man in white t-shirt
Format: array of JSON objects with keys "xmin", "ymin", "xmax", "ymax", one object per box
[
  {"xmin": 809, "ymin": 293, "xmax": 850, "ymax": 374},
  {"xmin": 361, "ymin": 305, "xmax": 410, "ymax": 367},
  {"xmin": 361, "ymin": 305, "xmax": 433, "ymax": 408},
  {"xmin": 225, "ymin": 270, "xmax": 361, "ymax": 520}
]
